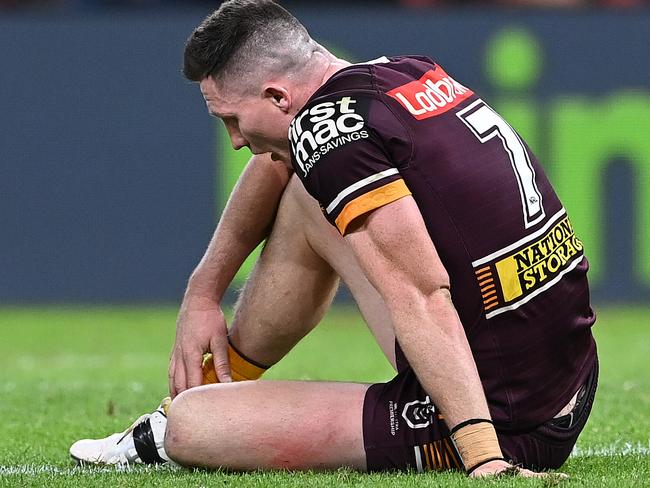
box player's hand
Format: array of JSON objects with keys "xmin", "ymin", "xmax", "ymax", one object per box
[
  {"xmin": 168, "ymin": 295, "xmax": 231, "ymax": 398},
  {"xmin": 469, "ymin": 459, "xmax": 568, "ymax": 479}
]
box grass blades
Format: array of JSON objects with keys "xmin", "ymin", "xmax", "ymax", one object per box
[{"xmin": 0, "ymin": 305, "xmax": 648, "ymax": 486}]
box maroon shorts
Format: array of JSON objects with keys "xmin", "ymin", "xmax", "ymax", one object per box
[{"xmin": 362, "ymin": 359, "xmax": 598, "ymax": 472}]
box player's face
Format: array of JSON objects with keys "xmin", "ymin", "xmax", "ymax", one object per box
[{"xmin": 200, "ymin": 77, "xmax": 292, "ymax": 165}]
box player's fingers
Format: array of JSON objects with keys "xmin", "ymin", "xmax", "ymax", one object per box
[
  {"xmin": 183, "ymin": 350, "xmax": 204, "ymax": 389},
  {"xmin": 493, "ymin": 466, "xmax": 568, "ymax": 479},
  {"xmin": 515, "ymin": 468, "xmax": 568, "ymax": 479},
  {"xmin": 172, "ymin": 357, "xmax": 188, "ymax": 398},
  {"xmin": 213, "ymin": 354, "xmax": 232, "ymax": 383},
  {"xmin": 210, "ymin": 336, "xmax": 232, "ymax": 383},
  {"xmin": 168, "ymin": 355, "xmax": 177, "ymax": 397},
  {"xmin": 168, "ymin": 349, "xmax": 184, "ymax": 397},
  {"xmin": 514, "ymin": 469, "xmax": 545, "ymax": 478}
]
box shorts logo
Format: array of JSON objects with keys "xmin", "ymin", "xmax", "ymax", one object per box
[
  {"xmin": 387, "ymin": 66, "xmax": 473, "ymax": 120},
  {"xmin": 473, "ymin": 210, "xmax": 584, "ymax": 319},
  {"xmin": 289, "ymin": 96, "xmax": 369, "ymax": 177},
  {"xmin": 402, "ymin": 396, "xmax": 436, "ymax": 429},
  {"xmin": 388, "ymin": 400, "xmax": 400, "ymax": 436}
]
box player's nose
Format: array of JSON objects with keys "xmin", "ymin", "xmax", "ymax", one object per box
[
  {"xmin": 223, "ymin": 123, "xmax": 248, "ymax": 151},
  {"xmin": 230, "ymin": 134, "xmax": 248, "ymax": 151}
]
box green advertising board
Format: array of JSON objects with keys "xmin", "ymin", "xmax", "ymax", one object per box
[{"xmin": 216, "ymin": 23, "xmax": 650, "ymax": 300}]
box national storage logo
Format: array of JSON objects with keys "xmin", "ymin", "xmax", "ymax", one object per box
[{"xmin": 473, "ymin": 209, "xmax": 584, "ymax": 318}]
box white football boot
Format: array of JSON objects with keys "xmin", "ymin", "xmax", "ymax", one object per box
[{"xmin": 70, "ymin": 398, "xmax": 172, "ymax": 466}]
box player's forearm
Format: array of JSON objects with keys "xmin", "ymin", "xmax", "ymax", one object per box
[
  {"xmin": 186, "ymin": 154, "xmax": 292, "ymax": 301},
  {"xmin": 351, "ymin": 246, "xmax": 493, "ymax": 427},
  {"xmin": 386, "ymin": 286, "xmax": 505, "ymax": 472},
  {"xmin": 345, "ymin": 198, "xmax": 493, "ymax": 429},
  {"xmin": 386, "ymin": 286, "xmax": 492, "ymax": 427}
]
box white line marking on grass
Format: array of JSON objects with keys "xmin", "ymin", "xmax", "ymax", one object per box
[
  {"xmin": 2, "ymin": 442, "xmax": 648, "ymax": 476},
  {"xmin": 0, "ymin": 464, "xmax": 179, "ymax": 476},
  {"xmin": 571, "ymin": 441, "xmax": 650, "ymax": 457}
]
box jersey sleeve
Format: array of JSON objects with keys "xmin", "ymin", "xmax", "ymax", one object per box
[{"xmin": 289, "ymin": 93, "xmax": 412, "ymax": 235}]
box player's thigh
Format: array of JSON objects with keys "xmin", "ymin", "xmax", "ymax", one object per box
[
  {"xmin": 165, "ymin": 380, "xmax": 368, "ymax": 470},
  {"xmin": 290, "ymin": 176, "xmax": 397, "ymax": 368},
  {"xmin": 229, "ymin": 177, "xmax": 340, "ymax": 364}
]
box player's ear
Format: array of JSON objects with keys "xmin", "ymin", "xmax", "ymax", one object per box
[{"xmin": 264, "ymin": 85, "xmax": 291, "ymax": 113}]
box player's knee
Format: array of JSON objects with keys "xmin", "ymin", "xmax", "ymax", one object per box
[
  {"xmin": 164, "ymin": 390, "xmax": 200, "ymax": 466},
  {"xmin": 276, "ymin": 175, "xmax": 322, "ymax": 229}
]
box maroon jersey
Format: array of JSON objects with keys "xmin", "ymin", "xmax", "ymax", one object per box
[{"xmin": 289, "ymin": 56, "xmax": 597, "ymax": 431}]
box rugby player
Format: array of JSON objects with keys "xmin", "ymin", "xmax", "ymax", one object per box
[{"xmin": 70, "ymin": 0, "xmax": 597, "ymax": 477}]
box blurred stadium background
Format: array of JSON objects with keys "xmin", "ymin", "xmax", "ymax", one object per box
[
  {"xmin": 0, "ymin": 0, "xmax": 649, "ymax": 483},
  {"xmin": 1, "ymin": 0, "xmax": 649, "ymax": 304}
]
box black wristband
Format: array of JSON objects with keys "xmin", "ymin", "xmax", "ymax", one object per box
[
  {"xmin": 450, "ymin": 418, "xmax": 494, "ymax": 435},
  {"xmin": 466, "ymin": 456, "xmax": 506, "ymax": 475}
]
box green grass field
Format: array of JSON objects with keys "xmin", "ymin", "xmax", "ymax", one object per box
[{"xmin": 0, "ymin": 305, "xmax": 648, "ymax": 487}]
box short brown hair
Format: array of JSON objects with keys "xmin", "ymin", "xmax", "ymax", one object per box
[{"xmin": 183, "ymin": 0, "xmax": 310, "ymax": 82}]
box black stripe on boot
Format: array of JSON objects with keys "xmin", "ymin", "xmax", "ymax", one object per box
[{"xmin": 133, "ymin": 418, "xmax": 165, "ymax": 464}]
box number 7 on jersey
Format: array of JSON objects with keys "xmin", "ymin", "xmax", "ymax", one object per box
[{"xmin": 457, "ymin": 99, "xmax": 545, "ymax": 229}]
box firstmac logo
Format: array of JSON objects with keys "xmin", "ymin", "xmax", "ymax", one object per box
[
  {"xmin": 289, "ymin": 96, "xmax": 369, "ymax": 177},
  {"xmin": 387, "ymin": 67, "xmax": 473, "ymax": 120}
]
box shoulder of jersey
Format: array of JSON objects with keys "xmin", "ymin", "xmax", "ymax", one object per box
[
  {"xmin": 313, "ymin": 64, "xmax": 375, "ymax": 100},
  {"xmin": 314, "ymin": 56, "xmax": 442, "ymax": 100}
]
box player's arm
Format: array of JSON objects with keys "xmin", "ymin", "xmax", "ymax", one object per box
[
  {"xmin": 169, "ymin": 153, "xmax": 291, "ymax": 397},
  {"xmin": 345, "ymin": 196, "xmax": 508, "ymax": 475},
  {"xmin": 294, "ymin": 88, "xmax": 542, "ymax": 476}
]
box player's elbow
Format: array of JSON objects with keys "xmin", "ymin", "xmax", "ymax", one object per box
[
  {"xmin": 388, "ymin": 285, "xmax": 463, "ymax": 335},
  {"xmin": 384, "ymin": 275, "xmax": 451, "ymax": 312},
  {"xmin": 427, "ymin": 285, "xmax": 453, "ymax": 303}
]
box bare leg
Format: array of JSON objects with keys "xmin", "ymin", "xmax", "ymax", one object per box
[
  {"xmin": 165, "ymin": 178, "xmax": 394, "ymax": 470},
  {"xmin": 71, "ymin": 179, "xmax": 393, "ymax": 469},
  {"xmin": 230, "ymin": 176, "xmax": 396, "ymax": 369},
  {"xmin": 228, "ymin": 177, "xmax": 340, "ymax": 366},
  {"xmin": 165, "ymin": 380, "xmax": 368, "ymax": 470},
  {"xmin": 288, "ymin": 177, "xmax": 397, "ymax": 367}
]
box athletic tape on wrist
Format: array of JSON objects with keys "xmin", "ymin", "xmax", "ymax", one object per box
[
  {"xmin": 201, "ymin": 343, "xmax": 268, "ymax": 384},
  {"xmin": 449, "ymin": 419, "xmax": 504, "ymax": 473}
]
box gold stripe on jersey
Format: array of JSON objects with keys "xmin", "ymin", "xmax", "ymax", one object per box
[
  {"xmin": 413, "ymin": 439, "xmax": 462, "ymax": 472},
  {"xmin": 334, "ymin": 179, "xmax": 411, "ymax": 234},
  {"xmin": 474, "ymin": 214, "xmax": 584, "ymax": 319},
  {"xmin": 444, "ymin": 438, "xmax": 462, "ymax": 470}
]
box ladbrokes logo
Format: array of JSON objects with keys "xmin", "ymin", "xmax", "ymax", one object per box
[
  {"xmin": 289, "ymin": 96, "xmax": 369, "ymax": 177},
  {"xmin": 473, "ymin": 210, "xmax": 585, "ymax": 319},
  {"xmin": 387, "ymin": 66, "xmax": 473, "ymax": 120}
]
